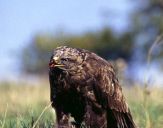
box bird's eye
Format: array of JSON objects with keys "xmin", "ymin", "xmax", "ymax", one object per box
[{"xmin": 61, "ymin": 58, "xmax": 68, "ymax": 62}]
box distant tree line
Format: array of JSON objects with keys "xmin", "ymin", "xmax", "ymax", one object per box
[{"xmin": 21, "ymin": 28, "xmax": 134, "ymax": 74}]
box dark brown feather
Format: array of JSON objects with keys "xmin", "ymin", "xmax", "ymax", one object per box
[{"xmin": 49, "ymin": 46, "xmax": 136, "ymax": 128}]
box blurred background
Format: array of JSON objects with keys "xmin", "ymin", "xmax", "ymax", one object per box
[{"xmin": 0, "ymin": 0, "xmax": 163, "ymax": 127}]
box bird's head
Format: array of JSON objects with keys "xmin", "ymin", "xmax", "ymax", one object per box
[{"xmin": 49, "ymin": 46, "xmax": 86, "ymax": 73}]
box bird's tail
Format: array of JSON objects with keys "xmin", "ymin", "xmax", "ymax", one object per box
[{"xmin": 107, "ymin": 109, "xmax": 136, "ymax": 128}]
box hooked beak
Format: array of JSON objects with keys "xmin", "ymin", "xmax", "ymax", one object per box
[{"xmin": 49, "ymin": 57, "xmax": 65, "ymax": 68}]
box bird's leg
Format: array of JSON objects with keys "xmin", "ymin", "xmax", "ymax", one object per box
[
  {"xmin": 82, "ymin": 90, "xmax": 107, "ymax": 128},
  {"xmin": 83, "ymin": 104, "xmax": 107, "ymax": 128},
  {"xmin": 83, "ymin": 104, "xmax": 91, "ymax": 127},
  {"xmin": 55, "ymin": 109, "xmax": 71, "ymax": 128}
]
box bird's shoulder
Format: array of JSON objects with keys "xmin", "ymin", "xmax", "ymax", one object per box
[{"xmin": 83, "ymin": 51, "xmax": 115, "ymax": 74}]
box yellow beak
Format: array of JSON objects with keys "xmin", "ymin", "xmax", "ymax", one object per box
[{"xmin": 49, "ymin": 57, "xmax": 65, "ymax": 68}]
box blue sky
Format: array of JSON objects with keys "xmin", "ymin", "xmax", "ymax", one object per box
[{"xmin": 0, "ymin": 0, "xmax": 133, "ymax": 79}]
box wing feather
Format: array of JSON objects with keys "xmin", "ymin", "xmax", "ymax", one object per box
[
  {"xmin": 85, "ymin": 53, "xmax": 128, "ymax": 112},
  {"xmin": 97, "ymin": 63, "xmax": 128, "ymax": 113},
  {"xmin": 88, "ymin": 55, "xmax": 136, "ymax": 127}
]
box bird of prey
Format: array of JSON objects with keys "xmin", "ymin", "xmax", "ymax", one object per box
[{"xmin": 49, "ymin": 46, "xmax": 136, "ymax": 128}]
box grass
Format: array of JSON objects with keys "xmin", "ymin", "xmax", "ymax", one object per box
[
  {"xmin": 0, "ymin": 81, "xmax": 163, "ymax": 128},
  {"xmin": 123, "ymin": 86, "xmax": 163, "ymax": 128},
  {"xmin": 0, "ymin": 81, "xmax": 55, "ymax": 128}
]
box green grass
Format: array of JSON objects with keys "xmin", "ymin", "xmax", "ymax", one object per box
[
  {"xmin": 0, "ymin": 81, "xmax": 163, "ymax": 128},
  {"xmin": 0, "ymin": 81, "xmax": 55, "ymax": 128}
]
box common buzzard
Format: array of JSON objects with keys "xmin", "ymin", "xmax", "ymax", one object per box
[{"xmin": 49, "ymin": 46, "xmax": 136, "ymax": 128}]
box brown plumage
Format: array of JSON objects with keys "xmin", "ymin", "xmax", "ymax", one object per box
[{"xmin": 49, "ymin": 46, "xmax": 136, "ymax": 128}]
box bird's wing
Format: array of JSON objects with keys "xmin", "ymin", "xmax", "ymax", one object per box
[
  {"xmin": 95, "ymin": 63, "xmax": 128, "ymax": 112},
  {"xmin": 84, "ymin": 53, "xmax": 129, "ymax": 113},
  {"xmin": 92, "ymin": 60, "xmax": 136, "ymax": 127}
]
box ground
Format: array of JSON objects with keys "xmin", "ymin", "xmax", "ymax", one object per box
[{"xmin": 0, "ymin": 81, "xmax": 163, "ymax": 128}]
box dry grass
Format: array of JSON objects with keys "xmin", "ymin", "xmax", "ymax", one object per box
[
  {"xmin": 123, "ymin": 86, "xmax": 163, "ymax": 128},
  {"xmin": 0, "ymin": 81, "xmax": 163, "ymax": 128},
  {"xmin": 0, "ymin": 81, "xmax": 55, "ymax": 128}
]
